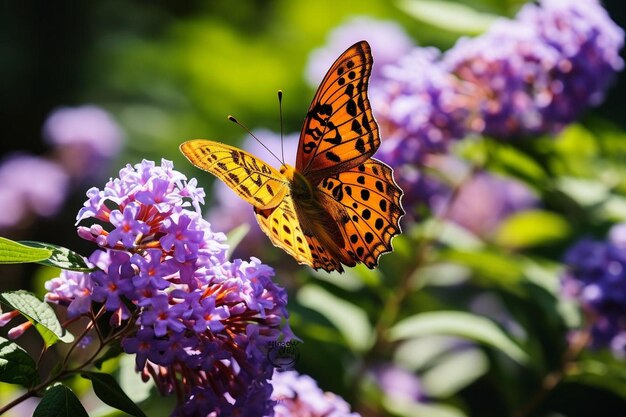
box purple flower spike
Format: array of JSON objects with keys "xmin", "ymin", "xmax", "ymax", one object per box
[
  {"xmin": 271, "ymin": 370, "xmax": 361, "ymax": 417},
  {"xmin": 444, "ymin": 0, "xmax": 624, "ymax": 137},
  {"xmin": 0, "ymin": 154, "xmax": 69, "ymax": 228},
  {"xmin": 45, "ymin": 159, "xmax": 295, "ymax": 415},
  {"xmin": 562, "ymin": 223, "xmax": 626, "ymax": 357}
]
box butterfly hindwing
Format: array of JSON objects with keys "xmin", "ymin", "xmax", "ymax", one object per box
[
  {"xmin": 254, "ymin": 196, "xmax": 312, "ymax": 266},
  {"xmin": 296, "ymin": 41, "xmax": 379, "ymax": 182},
  {"xmin": 316, "ymin": 159, "xmax": 404, "ymax": 268},
  {"xmin": 180, "ymin": 140, "xmax": 289, "ymax": 210}
]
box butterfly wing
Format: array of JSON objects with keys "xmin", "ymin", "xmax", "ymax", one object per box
[
  {"xmin": 180, "ymin": 140, "xmax": 288, "ymax": 210},
  {"xmin": 296, "ymin": 41, "xmax": 379, "ymax": 183},
  {"xmin": 316, "ymin": 159, "xmax": 404, "ymax": 268},
  {"xmin": 254, "ymin": 194, "xmax": 347, "ymax": 273}
]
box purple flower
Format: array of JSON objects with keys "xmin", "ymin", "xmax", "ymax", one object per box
[
  {"xmin": 0, "ymin": 154, "xmax": 69, "ymax": 229},
  {"xmin": 43, "ymin": 105, "xmax": 123, "ymax": 157},
  {"xmin": 107, "ymin": 204, "xmax": 150, "ymax": 248},
  {"xmin": 45, "ymin": 159, "xmax": 295, "ymax": 415},
  {"xmin": 374, "ymin": 47, "xmax": 470, "ymax": 163},
  {"xmin": 443, "ymin": 171, "xmax": 538, "ymax": 238},
  {"xmin": 562, "ymin": 223, "xmax": 626, "ymax": 357},
  {"xmin": 271, "ymin": 370, "xmax": 360, "ymax": 417},
  {"xmin": 42, "ymin": 105, "xmax": 123, "ymax": 179},
  {"xmin": 45, "ymin": 270, "xmax": 93, "ymax": 318},
  {"xmin": 305, "ymin": 16, "xmax": 414, "ymax": 86},
  {"xmin": 368, "ymin": 364, "xmax": 424, "ymax": 403},
  {"xmin": 444, "ymin": 0, "xmax": 624, "ymax": 137}
]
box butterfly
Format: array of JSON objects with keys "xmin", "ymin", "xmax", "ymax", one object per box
[{"xmin": 180, "ymin": 40, "xmax": 403, "ymax": 273}]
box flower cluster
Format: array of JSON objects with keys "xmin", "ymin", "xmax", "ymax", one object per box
[
  {"xmin": 444, "ymin": 0, "xmax": 624, "ymax": 137},
  {"xmin": 43, "ymin": 105, "xmax": 123, "ymax": 179},
  {"xmin": 0, "ymin": 154, "xmax": 69, "ymax": 229},
  {"xmin": 45, "ymin": 159, "xmax": 294, "ymax": 415},
  {"xmin": 374, "ymin": 47, "xmax": 470, "ymax": 164},
  {"xmin": 561, "ymin": 224, "xmax": 626, "ymax": 357},
  {"xmin": 271, "ymin": 370, "xmax": 361, "ymax": 417},
  {"xmin": 0, "ymin": 105, "xmax": 122, "ymax": 232},
  {"xmin": 443, "ymin": 171, "xmax": 538, "ymax": 239}
]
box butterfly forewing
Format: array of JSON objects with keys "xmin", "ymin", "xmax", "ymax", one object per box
[
  {"xmin": 316, "ymin": 159, "xmax": 404, "ymax": 268},
  {"xmin": 180, "ymin": 140, "xmax": 289, "ymax": 209},
  {"xmin": 296, "ymin": 41, "xmax": 379, "ymax": 183}
]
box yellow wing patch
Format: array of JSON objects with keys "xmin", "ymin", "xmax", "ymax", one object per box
[{"xmin": 180, "ymin": 140, "xmax": 288, "ymax": 210}]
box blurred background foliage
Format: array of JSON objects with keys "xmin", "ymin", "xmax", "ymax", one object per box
[{"xmin": 2, "ymin": 0, "xmax": 626, "ymax": 416}]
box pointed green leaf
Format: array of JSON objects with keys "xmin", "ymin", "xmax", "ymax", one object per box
[
  {"xmin": 119, "ymin": 354, "xmax": 154, "ymax": 403},
  {"xmin": 297, "ymin": 284, "xmax": 373, "ymax": 352},
  {"xmin": 0, "ymin": 291, "xmax": 74, "ymax": 347},
  {"xmin": 0, "ymin": 237, "xmax": 51, "ymax": 264},
  {"xmin": 20, "ymin": 241, "xmax": 93, "ymax": 272},
  {"xmin": 33, "ymin": 384, "xmax": 88, "ymax": 417},
  {"xmin": 0, "ymin": 337, "xmax": 39, "ymax": 387},
  {"xmin": 81, "ymin": 371, "xmax": 147, "ymax": 417},
  {"xmin": 398, "ymin": 0, "xmax": 498, "ymax": 35},
  {"xmin": 389, "ymin": 311, "xmax": 528, "ymax": 364},
  {"xmin": 494, "ymin": 210, "xmax": 571, "ymax": 249}
]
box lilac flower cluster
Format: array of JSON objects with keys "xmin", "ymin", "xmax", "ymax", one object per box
[
  {"xmin": 445, "ymin": 0, "xmax": 624, "ymax": 137},
  {"xmin": 561, "ymin": 224, "xmax": 626, "ymax": 357},
  {"xmin": 0, "ymin": 155, "xmax": 69, "ymax": 229},
  {"xmin": 270, "ymin": 370, "xmax": 360, "ymax": 417},
  {"xmin": 45, "ymin": 159, "xmax": 294, "ymax": 415},
  {"xmin": 443, "ymin": 171, "xmax": 538, "ymax": 238},
  {"xmin": 374, "ymin": 47, "xmax": 470, "ymax": 164},
  {"xmin": 0, "ymin": 105, "xmax": 122, "ymax": 231}
]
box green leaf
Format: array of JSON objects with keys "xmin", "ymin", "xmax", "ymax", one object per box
[
  {"xmin": 421, "ymin": 348, "xmax": 488, "ymax": 397},
  {"xmin": 33, "ymin": 384, "xmax": 88, "ymax": 417},
  {"xmin": 0, "ymin": 291, "xmax": 74, "ymax": 347},
  {"xmin": 296, "ymin": 284, "xmax": 373, "ymax": 352},
  {"xmin": 20, "ymin": 241, "xmax": 93, "ymax": 272},
  {"xmin": 389, "ymin": 311, "xmax": 528, "ymax": 364},
  {"xmin": 383, "ymin": 399, "xmax": 468, "ymax": 417},
  {"xmin": 568, "ymin": 355, "xmax": 626, "ymax": 398},
  {"xmin": 439, "ymin": 248, "xmax": 524, "ymax": 286},
  {"xmin": 555, "ymin": 177, "xmax": 610, "ymax": 207},
  {"xmin": 0, "ymin": 336, "xmax": 39, "ymax": 387},
  {"xmin": 81, "ymin": 371, "xmax": 147, "ymax": 417},
  {"xmin": 119, "ymin": 354, "xmax": 154, "ymax": 403},
  {"xmin": 494, "ymin": 210, "xmax": 571, "ymax": 249},
  {"xmin": 225, "ymin": 223, "xmax": 250, "ymax": 259},
  {"xmin": 0, "ymin": 237, "xmax": 51, "ymax": 264},
  {"xmin": 398, "ymin": 0, "xmax": 498, "ymax": 35},
  {"xmin": 485, "ymin": 141, "xmax": 548, "ymax": 185}
]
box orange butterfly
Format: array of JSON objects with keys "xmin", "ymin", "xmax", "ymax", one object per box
[{"xmin": 180, "ymin": 41, "xmax": 403, "ymax": 272}]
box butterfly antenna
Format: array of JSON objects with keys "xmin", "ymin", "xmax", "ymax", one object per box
[
  {"xmin": 227, "ymin": 115, "xmax": 283, "ymax": 166},
  {"xmin": 278, "ymin": 90, "xmax": 285, "ymax": 166}
]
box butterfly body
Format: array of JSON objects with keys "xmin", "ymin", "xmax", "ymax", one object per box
[{"xmin": 181, "ymin": 41, "xmax": 404, "ymax": 272}]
